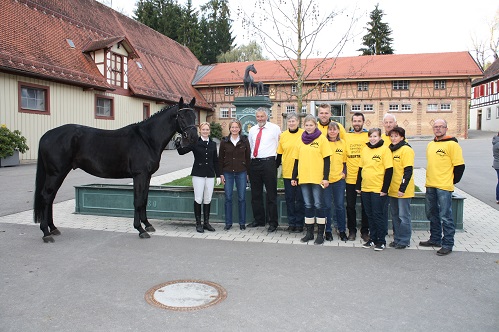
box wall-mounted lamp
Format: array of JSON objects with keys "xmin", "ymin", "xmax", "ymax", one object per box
[
  {"xmin": 418, "ymin": 101, "xmax": 422, "ymax": 105},
  {"xmin": 379, "ymin": 102, "xmax": 383, "ymax": 105}
]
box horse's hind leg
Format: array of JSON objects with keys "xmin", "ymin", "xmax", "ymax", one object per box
[{"xmin": 40, "ymin": 171, "xmax": 70, "ymax": 242}]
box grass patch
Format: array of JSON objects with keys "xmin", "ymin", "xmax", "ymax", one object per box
[{"xmin": 163, "ymin": 176, "xmax": 285, "ymax": 189}]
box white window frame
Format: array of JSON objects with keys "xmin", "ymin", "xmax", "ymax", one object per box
[
  {"xmin": 401, "ymin": 104, "xmax": 412, "ymax": 111},
  {"xmin": 321, "ymin": 82, "xmax": 337, "ymax": 92},
  {"xmin": 486, "ymin": 107, "xmax": 491, "ymax": 120},
  {"xmin": 393, "ymin": 80, "xmax": 409, "ymax": 90},
  {"xmin": 441, "ymin": 103, "xmax": 451, "ymax": 111},
  {"xmin": 389, "ymin": 104, "xmax": 400, "ymax": 111},
  {"xmin": 351, "ymin": 104, "xmax": 361, "ymax": 111},
  {"xmin": 427, "ymin": 104, "xmax": 438, "ymax": 112},
  {"xmin": 496, "ymin": 106, "xmax": 499, "ymax": 119},
  {"xmin": 363, "ymin": 104, "xmax": 374, "ymax": 112},
  {"xmin": 357, "ymin": 82, "xmax": 369, "ymax": 91},
  {"xmin": 434, "ymin": 80, "xmax": 446, "ymax": 90},
  {"xmin": 220, "ymin": 107, "xmax": 229, "ymax": 118},
  {"xmin": 230, "ymin": 107, "xmax": 236, "ymax": 118},
  {"xmin": 224, "ymin": 87, "xmax": 234, "ymax": 95},
  {"xmin": 291, "ymin": 85, "xmax": 297, "ymax": 93},
  {"xmin": 286, "ymin": 105, "xmax": 296, "ymax": 113}
]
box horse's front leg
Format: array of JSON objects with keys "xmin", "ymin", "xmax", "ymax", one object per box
[
  {"xmin": 133, "ymin": 175, "xmax": 152, "ymax": 238},
  {"xmin": 140, "ymin": 185, "xmax": 155, "ymax": 233}
]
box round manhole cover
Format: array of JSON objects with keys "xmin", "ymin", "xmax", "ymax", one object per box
[{"xmin": 145, "ymin": 280, "xmax": 227, "ymax": 311}]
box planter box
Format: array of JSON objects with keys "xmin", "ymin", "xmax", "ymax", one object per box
[
  {"xmin": 0, "ymin": 150, "xmax": 20, "ymax": 167},
  {"xmin": 75, "ymin": 184, "xmax": 464, "ymax": 230}
]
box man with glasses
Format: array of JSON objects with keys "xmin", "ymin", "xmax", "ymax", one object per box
[{"xmin": 420, "ymin": 119, "xmax": 465, "ymax": 256}]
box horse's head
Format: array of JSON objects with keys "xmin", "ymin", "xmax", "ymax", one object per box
[{"xmin": 176, "ymin": 97, "xmax": 198, "ymax": 147}]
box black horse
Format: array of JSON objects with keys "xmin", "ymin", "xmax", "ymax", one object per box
[{"xmin": 34, "ymin": 97, "xmax": 198, "ymax": 243}]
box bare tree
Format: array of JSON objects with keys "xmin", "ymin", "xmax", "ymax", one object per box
[
  {"xmin": 238, "ymin": 0, "xmax": 359, "ymax": 112},
  {"xmin": 471, "ymin": 9, "xmax": 499, "ymax": 70}
]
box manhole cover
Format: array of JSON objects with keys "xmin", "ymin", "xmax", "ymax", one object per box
[{"xmin": 145, "ymin": 280, "xmax": 227, "ymax": 311}]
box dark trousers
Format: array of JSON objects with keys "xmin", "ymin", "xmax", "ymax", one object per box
[
  {"xmin": 249, "ymin": 158, "xmax": 278, "ymax": 227},
  {"xmin": 345, "ymin": 183, "xmax": 369, "ymax": 235}
]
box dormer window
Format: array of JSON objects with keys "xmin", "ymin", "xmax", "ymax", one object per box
[
  {"xmin": 83, "ymin": 36, "xmax": 139, "ymax": 90},
  {"xmin": 108, "ymin": 52, "xmax": 123, "ymax": 87}
]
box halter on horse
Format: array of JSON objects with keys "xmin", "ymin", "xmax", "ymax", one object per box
[{"xmin": 33, "ymin": 97, "xmax": 198, "ymax": 243}]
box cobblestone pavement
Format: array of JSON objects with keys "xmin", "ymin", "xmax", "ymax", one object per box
[{"xmin": 1, "ymin": 168, "xmax": 498, "ymax": 253}]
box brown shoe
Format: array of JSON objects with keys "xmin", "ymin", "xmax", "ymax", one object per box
[
  {"xmin": 361, "ymin": 233, "xmax": 370, "ymax": 242},
  {"xmin": 347, "ymin": 232, "xmax": 356, "ymax": 241}
]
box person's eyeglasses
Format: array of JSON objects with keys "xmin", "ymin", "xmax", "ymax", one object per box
[{"xmin": 433, "ymin": 125, "xmax": 447, "ymax": 129}]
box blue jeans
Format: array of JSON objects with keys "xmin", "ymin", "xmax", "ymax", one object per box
[
  {"xmin": 324, "ymin": 179, "xmax": 346, "ymax": 232},
  {"xmin": 224, "ymin": 171, "xmax": 247, "ymax": 226},
  {"xmin": 283, "ymin": 179, "xmax": 305, "ymax": 227},
  {"xmin": 300, "ymin": 183, "xmax": 325, "ymax": 218},
  {"xmin": 425, "ymin": 187, "xmax": 455, "ymax": 249},
  {"xmin": 390, "ymin": 197, "xmax": 412, "ymax": 246},
  {"xmin": 361, "ymin": 192, "xmax": 388, "ymax": 245},
  {"xmin": 496, "ymin": 168, "xmax": 499, "ymax": 201}
]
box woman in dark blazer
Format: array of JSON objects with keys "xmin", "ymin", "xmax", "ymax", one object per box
[
  {"xmin": 219, "ymin": 120, "xmax": 251, "ymax": 230},
  {"xmin": 177, "ymin": 122, "xmax": 221, "ymax": 233}
]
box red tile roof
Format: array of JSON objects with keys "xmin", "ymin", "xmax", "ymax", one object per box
[
  {"xmin": 0, "ymin": 0, "xmax": 210, "ymax": 108},
  {"xmin": 472, "ymin": 57, "xmax": 499, "ymax": 85},
  {"xmin": 193, "ymin": 52, "xmax": 483, "ymax": 86}
]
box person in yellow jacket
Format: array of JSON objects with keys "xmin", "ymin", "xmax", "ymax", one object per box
[
  {"xmin": 291, "ymin": 114, "xmax": 332, "ymax": 245},
  {"xmin": 419, "ymin": 119, "xmax": 465, "ymax": 256},
  {"xmin": 345, "ymin": 113, "xmax": 369, "ymax": 241},
  {"xmin": 276, "ymin": 112, "xmax": 305, "ymax": 233},
  {"xmin": 356, "ymin": 128, "xmax": 393, "ymax": 251},
  {"xmin": 323, "ymin": 122, "xmax": 348, "ymax": 242},
  {"xmin": 387, "ymin": 127, "xmax": 414, "ymax": 249}
]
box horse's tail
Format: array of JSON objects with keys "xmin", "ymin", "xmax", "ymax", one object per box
[{"xmin": 33, "ymin": 145, "xmax": 45, "ymax": 224}]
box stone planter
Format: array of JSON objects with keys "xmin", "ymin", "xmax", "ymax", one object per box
[
  {"xmin": 0, "ymin": 150, "xmax": 20, "ymax": 167},
  {"xmin": 75, "ymin": 184, "xmax": 465, "ymax": 230}
]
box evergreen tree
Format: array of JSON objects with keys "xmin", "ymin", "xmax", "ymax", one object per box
[
  {"xmin": 358, "ymin": 4, "xmax": 394, "ymax": 55},
  {"xmin": 200, "ymin": 0, "xmax": 235, "ymax": 64}
]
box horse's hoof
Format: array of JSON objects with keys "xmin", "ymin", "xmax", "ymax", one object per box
[
  {"xmin": 50, "ymin": 229, "xmax": 61, "ymax": 236},
  {"xmin": 42, "ymin": 235, "xmax": 55, "ymax": 243},
  {"xmin": 145, "ymin": 225, "xmax": 156, "ymax": 232},
  {"xmin": 139, "ymin": 232, "xmax": 151, "ymax": 239}
]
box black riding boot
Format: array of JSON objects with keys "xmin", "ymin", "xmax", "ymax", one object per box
[
  {"xmin": 300, "ymin": 220, "xmax": 315, "ymax": 243},
  {"xmin": 194, "ymin": 202, "xmax": 203, "ymax": 233},
  {"xmin": 203, "ymin": 203, "xmax": 215, "ymax": 232}
]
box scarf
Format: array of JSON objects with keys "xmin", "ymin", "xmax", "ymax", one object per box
[
  {"xmin": 302, "ymin": 128, "xmax": 322, "ymax": 145},
  {"xmin": 366, "ymin": 139, "xmax": 384, "ymax": 149},
  {"xmin": 389, "ymin": 140, "xmax": 411, "ymax": 152}
]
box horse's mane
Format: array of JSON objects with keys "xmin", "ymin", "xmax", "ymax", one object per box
[{"xmin": 138, "ymin": 103, "xmax": 178, "ymax": 125}]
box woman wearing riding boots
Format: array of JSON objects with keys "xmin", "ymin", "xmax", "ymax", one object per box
[
  {"xmin": 176, "ymin": 122, "xmax": 221, "ymax": 233},
  {"xmin": 276, "ymin": 112, "xmax": 305, "ymax": 233},
  {"xmin": 324, "ymin": 121, "xmax": 349, "ymax": 242},
  {"xmin": 291, "ymin": 114, "xmax": 332, "ymax": 245},
  {"xmin": 218, "ymin": 120, "xmax": 251, "ymax": 230},
  {"xmin": 356, "ymin": 128, "xmax": 393, "ymax": 251}
]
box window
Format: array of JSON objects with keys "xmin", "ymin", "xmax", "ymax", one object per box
[
  {"xmin": 108, "ymin": 52, "xmax": 123, "ymax": 87},
  {"xmin": 363, "ymin": 104, "xmax": 373, "ymax": 112},
  {"xmin": 427, "ymin": 104, "xmax": 438, "ymax": 112},
  {"xmin": 434, "ymin": 80, "xmax": 446, "ymax": 90},
  {"xmin": 401, "ymin": 104, "xmax": 412, "ymax": 111},
  {"xmin": 224, "ymin": 87, "xmax": 234, "ymax": 95},
  {"xmin": 389, "ymin": 104, "xmax": 399, "ymax": 111},
  {"xmin": 230, "ymin": 108, "xmax": 236, "ymax": 118},
  {"xmin": 291, "ymin": 85, "xmax": 297, "ymax": 93},
  {"xmin": 357, "ymin": 82, "xmax": 368, "ymax": 91},
  {"xmin": 220, "ymin": 107, "xmax": 230, "ymax": 118},
  {"xmin": 441, "ymin": 103, "xmax": 451, "ymax": 111},
  {"xmin": 19, "ymin": 82, "xmax": 49, "ymax": 114},
  {"xmin": 302, "ymin": 105, "xmax": 307, "ymax": 113},
  {"xmin": 496, "ymin": 106, "xmax": 499, "ymax": 119},
  {"xmin": 143, "ymin": 103, "xmax": 150, "ymax": 120},
  {"xmin": 486, "ymin": 108, "xmax": 491, "ymax": 120},
  {"xmin": 351, "ymin": 104, "xmax": 361, "ymax": 111},
  {"xmin": 286, "ymin": 105, "xmax": 296, "ymax": 113},
  {"xmin": 393, "ymin": 80, "xmax": 409, "ymax": 90},
  {"xmin": 95, "ymin": 95, "xmax": 114, "ymax": 119},
  {"xmin": 321, "ymin": 82, "xmax": 336, "ymax": 92}
]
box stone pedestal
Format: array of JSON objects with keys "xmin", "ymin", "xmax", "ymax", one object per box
[{"xmin": 233, "ymin": 96, "xmax": 273, "ymax": 136}]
